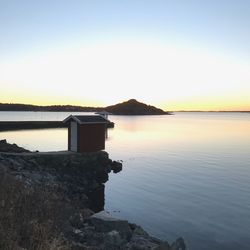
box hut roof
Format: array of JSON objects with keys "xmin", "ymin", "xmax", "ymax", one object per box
[{"xmin": 63, "ymin": 115, "xmax": 109, "ymax": 124}]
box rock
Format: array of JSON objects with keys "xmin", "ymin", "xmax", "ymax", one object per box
[
  {"xmin": 111, "ymin": 161, "xmax": 123, "ymax": 173},
  {"xmin": 104, "ymin": 230, "xmax": 126, "ymax": 249},
  {"xmin": 70, "ymin": 213, "xmax": 85, "ymax": 228},
  {"xmin": 88, "ymin": 211, "xmax": 133, "ymax": 240},
  {"xmin": 0, "ymin": 139, "xmax": 30, "ymax": 153},
  {"xmin": 126, "ymin": 234, "xmax": 159, "ymax": 250},
  {"xmin": 155, "ymin": 242, "xmax": 171, "ymax": 250},
  {"xmin": 170, "ymin": 237, "xmax": 186, "ymax": 250},
  {"xmin": 85, "ymin": 211, "xmax": 175, "ymax": 250},
  {"xmin": 131, "ymin": 225, "xmax": 150, "ymax": 237},
  {"xmin": 1, "ymin": 199, "xmax": 5, "ymax": 208}
]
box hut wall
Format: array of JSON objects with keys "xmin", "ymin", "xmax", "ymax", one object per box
[
  {"xmin": 70, "ymin": 121, "xmax": 78, "ymax": 152},
  {"xmin": 78, "ymin": 123, "xmax": 105, "ymax": 152}
]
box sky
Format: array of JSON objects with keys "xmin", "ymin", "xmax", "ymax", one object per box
[{"xmin": 0, "ymin": 0, "xmax": 249, "ymax": 111}]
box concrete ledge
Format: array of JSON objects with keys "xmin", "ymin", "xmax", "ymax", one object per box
[{"xmin": 0, "ymin": 121, "xmax": 114, "ymax": 131}]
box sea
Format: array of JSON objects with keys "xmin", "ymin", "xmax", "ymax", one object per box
[{"xmin": 0, "ymin": 111, "xmax": 250, "ymax": 250}]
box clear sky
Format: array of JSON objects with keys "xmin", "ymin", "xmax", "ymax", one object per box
[{"xmin": 0, "ymin": 0, "xmax": 249, "ymax": 111}]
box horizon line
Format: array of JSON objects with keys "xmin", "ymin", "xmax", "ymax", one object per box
[{"xmin": 0, "ymin": 102, "xmax": 249, "ymax": 113}]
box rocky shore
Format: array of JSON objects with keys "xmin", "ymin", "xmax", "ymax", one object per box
[{"xmin": 0, "ymin": 140, "xmax": 185, "ymax": 250}]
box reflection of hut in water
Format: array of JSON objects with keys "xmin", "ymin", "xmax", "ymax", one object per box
[{"xmin": 63, "ymin": 115, "xmax": 109, "ymax": 153}]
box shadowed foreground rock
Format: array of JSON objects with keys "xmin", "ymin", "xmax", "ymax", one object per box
[
  {"xmin": 83, "ymin": 211, "xmax": 186, "ymax": 250},
  {"xmin": 0, "ymin": 139, "xmax": 30, "ymax": 153},
  {"xmin": 0, "ymin": 140, "xmax": 186, "ymax": 250}
]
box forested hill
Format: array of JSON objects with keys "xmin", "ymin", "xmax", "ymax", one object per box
[
  {"xmin": 105, "ymin": 99, "xmax": 169, "ymax": 115},
  {"xmin": 0, "ymin": 103, "xmax": 102, "ymax": 112}
]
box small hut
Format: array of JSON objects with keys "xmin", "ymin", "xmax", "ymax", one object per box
[{"xmin": 63, "ymin": 115, "xmax": 109, "ymax": 153}]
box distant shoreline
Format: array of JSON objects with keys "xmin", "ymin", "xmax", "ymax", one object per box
[
  {"xmin": 0, "ymin": 103, "xmax": 248, "ymax": 113},
  {"xmin": 0, "ymin": 110, "xmax": 248, "ymax": 113},
  {"xmin": 0, "ymin": 99, "xmax": 169, "ymax": 115},
  {"xmin": 0, "ymin": 103, "xmax": 102, "ymax": 112},
  {"xmin": 175, "ymin": 110, "xmax": 250, "ymax": 113}
]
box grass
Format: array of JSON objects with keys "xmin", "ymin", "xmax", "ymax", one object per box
[{"xmin": 0, "ymin": 170, "xmax": 70, "ymax": 250}]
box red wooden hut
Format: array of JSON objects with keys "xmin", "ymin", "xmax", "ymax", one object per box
[{"xmin": 63, "ymin": 115, "xmax": 109, "ymax": 153}]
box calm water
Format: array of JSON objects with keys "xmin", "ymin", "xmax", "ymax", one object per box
[{"xmin": 0, "ymin": 111, "xmax": 250, "ymax": 250}]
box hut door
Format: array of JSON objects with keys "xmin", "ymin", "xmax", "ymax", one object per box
[{"xmin": 70, "ymin": 121, "xmax": 78, "ymax": 151}]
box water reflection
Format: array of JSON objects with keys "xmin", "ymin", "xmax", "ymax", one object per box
[
  {"xmin": 1, "ymin": 112, "xmax": 250, "ymax": 250},
  {"xmin": 0, "ymin": 128, "xmax": 68, "ymax": 152},
  {"xmin": 105, "ymin": 113, "xmax": 250, "ymax": 250}
]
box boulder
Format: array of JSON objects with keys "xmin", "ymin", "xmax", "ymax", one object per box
[
  {"xmin": 88, "ymin": 211, "xmax": 133, "ymax": 240},
  {"xmin": 170, "ymin": 237, "xmax": 186, "ymax": 250},
  {"xmin": 111, "ymin": 160, "xmax": 123, "ymax": 173}
]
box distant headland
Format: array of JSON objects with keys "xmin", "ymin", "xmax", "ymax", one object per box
[
  {"xmin": 0, "ymin": 99, "xmax": 170, "ymax": 115},
  {"xmin": 105, "ymin": 99, "xmax": 169, "ymax": 115}
]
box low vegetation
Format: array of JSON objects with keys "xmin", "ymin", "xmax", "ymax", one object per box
[{"xmin": 0, "ymin": 171, "xmax": 70, "ymax": 250}]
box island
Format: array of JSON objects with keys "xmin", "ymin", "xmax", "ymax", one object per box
[
  {"xmin": 0, "ymin": 139, "xmax": 185, "ymax": 250},
  {"xmin": 105, "ymin": 99, "xmax": 171, "ymax": 115}
]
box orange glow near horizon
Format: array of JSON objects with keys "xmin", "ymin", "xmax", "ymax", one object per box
[
  {"xmin": 1, "ymin": 88, "xmax": 250, "ymax": 111},
  {"xmin": 1, "ymin": 42, "xmax": 249, "ymax": 111},
  {"xmin": 0, "ymin": 95, "xmax": 250, "ymax": 111},
  {"xmin": 1, "ymin": 85, "xmax": 250, "ymax": 111},
  {"xmin": 160, "ymin": 94, "xmax": 250, "ymax": 111}
]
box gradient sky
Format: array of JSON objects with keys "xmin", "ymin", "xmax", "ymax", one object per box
[{"xmin": 0, "ymin": 0, "xmax": 249, "ymax": 110}]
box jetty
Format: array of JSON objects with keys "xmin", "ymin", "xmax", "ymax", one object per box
[{"xmin": 0, "ymin": 120, "xmax": 114, "ymax": 131}]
